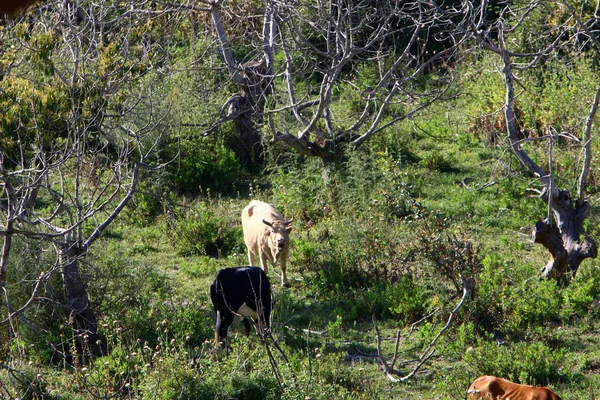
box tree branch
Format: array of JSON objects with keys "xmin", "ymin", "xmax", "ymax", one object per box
[{"xmin": 374, "ymin": 282, "xmax": 469, "ymax": 382}]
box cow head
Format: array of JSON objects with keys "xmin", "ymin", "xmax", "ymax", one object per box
[{"xmin": 262, "ymin": 218, "xmax": 292, "ymax": 252}]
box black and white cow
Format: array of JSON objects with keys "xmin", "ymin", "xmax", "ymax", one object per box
[{"xmin": 210, "ymin": 266, "xmax": 272, "ymax": 348}]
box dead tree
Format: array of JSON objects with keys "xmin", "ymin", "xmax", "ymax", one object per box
[
  {"xmin": 0, "ymin": 0, "xmax": 172, "ymax": 357},
  {"xmin": 204, "ymin": 0, "xmax": 276, "ymax": 167},
  {"xmin": 200, "ymin": 0, "xmax": 466, "ymax": 162},
  {"xmin": 464, "ymin": 0, "xmax": 599, "ymax": 284}
]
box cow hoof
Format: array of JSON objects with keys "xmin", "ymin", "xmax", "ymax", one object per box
[{"xmin": 281, "ymin": 281, "xmax": 291, "ymax": 288}]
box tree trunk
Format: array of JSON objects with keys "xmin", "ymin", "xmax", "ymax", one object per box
[
  {"xmin": 226, "ymin": 60, "xmax": 275, "ymax": 168},
  {"xmin": 533, "ymin": 189, "xmax": 597, "ymax": 285},
  {"xmin": 228, "ymin": 93, "xmax": 264, "ymax": 169},
  {"xmin": 59, "ymin": 239, "xmax": 101, "ymax": 355}
]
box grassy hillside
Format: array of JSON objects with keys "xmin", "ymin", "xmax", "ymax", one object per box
[
  {"xmin": 6, "ymin": 112, "xmax": 598, "ymax": 398},
  {"xmin": 4, "ymin": 5, "xmax": 600, "ymax": 398}
]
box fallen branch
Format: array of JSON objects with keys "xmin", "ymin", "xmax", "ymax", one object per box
[{"xmin": 374, "ymin": 282, "xmax": 470, "ymax": 382}]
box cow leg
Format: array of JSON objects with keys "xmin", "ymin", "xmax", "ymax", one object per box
[
  {"xmin": 247, "ymin": 249, "xmax": 257, "ymax": 266},
  {"xmin": 280, "ymin": 252, "xmax": 290, "ymax": 287},
  {"xmin": 216, "ymin": 310, "xmax": 234, "ymax": 348},
  {"xmin": 259, "ymin": 252, "xmax": 269, "ymax": 276}
]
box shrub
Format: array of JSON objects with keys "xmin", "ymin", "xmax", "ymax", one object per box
[
  {"xmin": 170, "ymin": 201, "xmax": 244, "ymax": 257},
  {"xmin": 0, "ymin": 362, "xmax": 51, "ymax": 399},
  {"xmin": 419, "ymin": 151, "xmax": 456, "ymax": 172},
  {"xmin": 384, "ymin": 276, "xmax": 429, "ymax": 323},
  {"xmin": 561, "ymin": 265, "xmax": 600, "ymax": 321},
  {"xmin": 464, "ymin": 340, "xmax": 565, "ymax": 385},
  {"xmin": 507, "ymin": 279, "xmax": 562, "ymax": 331},
  {"xmin": 3, "ymin": 238, "xmax": 71, "ymax": 365}
]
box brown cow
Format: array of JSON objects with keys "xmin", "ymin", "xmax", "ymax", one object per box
[
  {"xmin": 241, "ymin": 200, "xmax": 293, "ymax": 287},
  {"xmin": 467, "ymin": 376, "xmax": 562, "ymax": 400}
]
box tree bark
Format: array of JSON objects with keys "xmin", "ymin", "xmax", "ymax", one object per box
[
  {"xmin": 490, "ymin": 20, "xmax": 598, "ymax": 285},
  {"xmin": 59, "ymin": 239, "xmax": 101, "ymax": 355},
  {"xmin": 225, "ymin": 60, "xmax": 272, "ymax": 168},
  {"xmin": 211, "ymin": 2, "xmax": 271, "ymax": 169},
  {"xmin": 533, "ymin": 189, "xmax": 597, "ymax": 284}
]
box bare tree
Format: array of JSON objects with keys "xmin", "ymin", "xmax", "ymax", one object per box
[
  {"xmin": 0, "ymin": 0, "xmax": 183, "ymax": 355},
  {"xmin": 459, "ymin": 0, "xmax": 599, "ymax": 284},
  {"xmin": 199, "ymin": 0, "xmax": 273, "ymax": 167},
  {"xmin": 202, "ymin": 0, "xmax": 467, "ymax": 163}
]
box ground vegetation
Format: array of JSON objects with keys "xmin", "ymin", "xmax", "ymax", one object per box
[{"xmin": 2, "ymin": 1, "xmax": 600, "ymax": 399}]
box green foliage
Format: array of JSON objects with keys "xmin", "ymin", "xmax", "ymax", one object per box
[
  {"xmin": 169, "ymin": 201, "xmax": 244, "ymax": 257},
  {"xmin": 0, "ymin": 73, "xmax": 70, "ymax": 165},
  {"xmin": 1, "ymin": 238, "xmax": 72, "ymax": 365},
  {"xmin": 166, "ymin": 136, "xmax": 243, "ymax": 195},
  {"xmin": 90, "ymin": 248, "xmax": 177, "ymax": 347},
  {"xmin": 464, "ymin": 340, "xmax": 565, "ymax": 385},
  {"xmin": 0, "ymin": 363, "xmax": 51, "ymax": 399},
  {"xmin": 419, "ymin": 151, "xmax": 456, "ymax": 172},
  {"xmin": 270, "ymin": 147, "xmax": 422, "ymax": 224},
  {"xmin": 268, "ymin": 156, "xmax": 332, "ymax": 222},
  {"xmin": 561, "ymin": 266, "xmax": 600, "ymax": 322},
  {"xmin": 384, "ymin": 276, "xmax": 428, "ymax": 322},
  {"xmin": 507, "ymin": 279, "xmax": 562, "ymax": 331}
]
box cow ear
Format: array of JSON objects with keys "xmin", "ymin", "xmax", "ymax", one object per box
[{"xmin": 285, "ymin": 226, "xmax": 292, "ymax": 234}]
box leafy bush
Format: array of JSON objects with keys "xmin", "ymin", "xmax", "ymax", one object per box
[
  {"xmin": 383, "ymin": 276, "xmax": 429, "ymax": 323},
  {"xmin": 419, "ymin": 151, "xmax": 456, "ymax": 172},
  {"xmin": 2, "ymin": 238, "xmax": 71, "ymax": 365},
  {"xmin": 123, "ymin": 168, "xmax": 173, "ymax": 226},
  {"xmin": 507, "ymin": 279, "xmax": 562, "ymax": 331},
  {"xmin": 166, "ymin": 137, "xmax": 243, "ymax": 195},
  {"xmin": 90, "ymin": 249, "xmax": 175, "ymax": 347},
  {"xmin": 269, "ymin": 156, "xmax": 332, "ymax": 223},
  {"xmin": 170, "ymin": 201, "xmax": 244, "ymax": 257},
  {"xmin": 470, "ymin": 253, "xmax": 514, "ymax": 334},
  {"xmin": 0, "ymin": 362, "xmax": 52, "ymax": 399},
  {"xmin": 270, "ymin": 148, "xmax": 423, "ymax": 224},
  {"xmin": 464, "ymin": 340, "xmax": 565, "ymax": 385},
  {"xmin": 561, "ymin": 265, "xmax": 600, "ymax": 321}
]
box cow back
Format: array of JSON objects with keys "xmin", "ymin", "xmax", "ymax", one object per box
[
  {"xmin": 467, "ymin": 376, "xmax": 562, "ymax": 400},
  {"xmin": 242, "ymin": 200, "xmax": 285, "ymax": 230},
  {"xmin": 211, "ymin": 266, "xmax": 272, "ymax": 323}
]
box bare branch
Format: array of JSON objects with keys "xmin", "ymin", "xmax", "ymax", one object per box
[
  {"xmin": 374, "ymin": 282, "xmax": 469, "ymax": 382},
  {"xmin": 82, "ymin": 162, "xmax": 140, "ymax": 251},
  {"xmin": 577, "ymin": 83, "xmax": 600, "ymax": 205},
  {"xmin": 210, "ymin": 1, "xmax": 244, "ymax": 84}
]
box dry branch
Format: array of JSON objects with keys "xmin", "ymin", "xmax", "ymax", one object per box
[{"xmin": 374, "ymin": 282, "xmax": 470, "ymax": 382}]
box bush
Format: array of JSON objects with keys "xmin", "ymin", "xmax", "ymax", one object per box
[
  {"xmin": 384, "ymin": 276, "xmax": 429, "ymax": 323},
  {"xmin": 166, "ymin": 136, "xmax": 244, "ymax": 196},
  {"xmin": 90, "ymin": 250, "xmax": 175, "ymax": 348},
  {"xmin": 419, "ymin": 151, "xmax": 456, "ymax": 172},
  {"xmin": 464, "ymin": 340, "xmax": 565, "ymax": 385},
  {"xmin": 0, "ymin": 363, "xmax": 51, "ymax": 399},
  {"xmin": 561, "ymin": 265, "xmax": 600, "ymax": 322},
  {"xmin": 170, "ymin": 201, "xmax": 244, "ymax": 257},
  {"xmin": 3, "ymin": 238, "xmax": 71, "ymax": 365}
]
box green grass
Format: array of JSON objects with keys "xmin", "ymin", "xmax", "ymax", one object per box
[{"xmin": 4, "ymin": 105, "xmax": 600, "ymax": 400}]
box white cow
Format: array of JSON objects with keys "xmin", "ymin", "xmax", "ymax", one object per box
[{"xmin": 241, "ymin": 200, "xmax": 293, "ymax": 287}]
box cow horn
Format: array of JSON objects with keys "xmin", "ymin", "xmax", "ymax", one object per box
[
  {"xmin": 262, "ymin": 219, "xmax": 273, "ymax": 227},
  {"xmin": 284, "ymin": 217, "xmax": 293, "ymax": 225}
]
